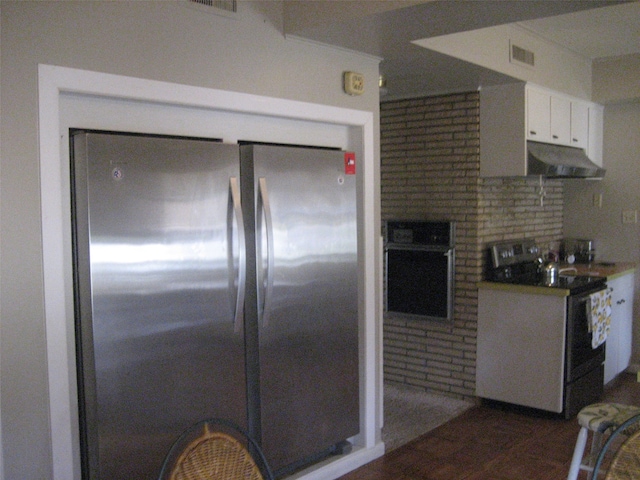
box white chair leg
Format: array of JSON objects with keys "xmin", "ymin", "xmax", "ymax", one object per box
[
  {"xmin": 568, "ymin": 427, "xmax": 589, "ymax": 480},
  {"xmin": 586, "ymin": 431, "xmax": 604, "ymax": 480}
]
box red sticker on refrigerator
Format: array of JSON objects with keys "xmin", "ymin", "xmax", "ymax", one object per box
[{"xmin": 344, "ymin": 152, "xmax": 356, "ymax": 175}]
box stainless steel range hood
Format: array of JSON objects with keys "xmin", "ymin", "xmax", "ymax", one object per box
[{"xmin": 527, "ymin": 141, "xmax": 605, "ymax": 179}]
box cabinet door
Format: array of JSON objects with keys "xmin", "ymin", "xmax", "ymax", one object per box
[
  {"xmin": 605, "ymin": 273, "xmax": 635, "ymax": 383},
  {"xmin": 477, "ymin": 288, "xmax": 567, "ymax": 413},
  {"xmin": 604, "ymin": 294, "xmax": 619, "ymax": 384},
  {"xmin": 527, "ymin": 88, "xmax": 551, "ymax": 142},
  {"xmin": 550, "ymin": 95, "xmax": 571, "ymax": 144},
  {"xmin": 570, "ymin": 101, "xmax": 589, "ymax": 150},
  {"xmin": 612, "ymin": 274, "xmax": 634, "ymax": 373}
]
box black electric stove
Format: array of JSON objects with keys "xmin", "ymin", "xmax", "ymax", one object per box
[
  {"xmin": 486, "ymin": 239, "xmax": 606, "ymax": 295},
  {"xmin": 480, "ymin": 239, "xmax": 607, "ymax": 419}
]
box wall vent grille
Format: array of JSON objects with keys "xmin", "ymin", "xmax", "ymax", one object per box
[
  {"xmin": 510, "ymin": 43, "xmax": 535, "ymax": 68},
  {"xmin": 189, "ymin": 0, "xmax": 236, "ymax": 13}
]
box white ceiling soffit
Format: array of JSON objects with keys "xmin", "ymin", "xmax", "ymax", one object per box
[
  {"xmin": 410, "ymin": 2, "xmax": 640, "ymax": 97},
  {"xmin": 411, "ymin": 23, "xmax": 591, "ymax": 79},
  {"xmin": 396, "ymin": 1, "xmax": 640, "ymax": 98},
  {"xmin": 413, "ymin": 2, "xmax": 640, "ymax": 63},
  {"xmin": 516, "ymin": 1, "xmax": 640, "ymax": 59}
]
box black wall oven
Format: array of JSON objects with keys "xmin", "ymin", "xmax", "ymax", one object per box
[{"xmin": 384, "ymin": 221, "xmax": 455, "ymax": 322}]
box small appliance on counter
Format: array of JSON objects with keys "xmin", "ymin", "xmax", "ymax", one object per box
[{"xmin": 561, "ymin": 238, "xmax": 595, "ymax": 264}]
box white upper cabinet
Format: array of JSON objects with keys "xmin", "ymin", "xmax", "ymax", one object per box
[
  {"xmin": 570, "ymin": 101, "xmax": 589, "ymax": 150},
  {"xmin": 480, "ymin": 83, "xmax": 603, "ymax": 177},
  {"xmin": 527, "ymin": 88, "xmax": 552, "ymax": 143},
  {"xmin": 550, "ymin": 95, "xmax": 571, "ymax": 144},
  {"xmin": 526, "ymin": 85, "xmax": 585, "ymax": 147}
]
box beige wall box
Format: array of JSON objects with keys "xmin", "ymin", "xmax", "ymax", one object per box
[{"xmin": 343, "ymin": 71, "xmax": 364, "ymax": 95}]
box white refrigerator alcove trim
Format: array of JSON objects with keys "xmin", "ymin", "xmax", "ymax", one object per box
[{"xmin": 38, "ymin": 64, "xmax": 383, "ymax": 480}]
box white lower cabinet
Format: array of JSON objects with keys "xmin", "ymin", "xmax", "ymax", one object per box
[
  {"xmin": 604, "ymin": 272, "xmax": 635, "ymax": 383},
  {"xmin": 477, "ymin": 288, "xmax": 568, "ymax": 413}
]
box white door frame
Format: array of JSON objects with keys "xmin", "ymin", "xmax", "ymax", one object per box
[{"xmin": 37, "ymin": 64, "xmax": 382, "ymax": 480}]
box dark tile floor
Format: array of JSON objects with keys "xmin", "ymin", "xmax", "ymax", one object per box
[{"xmin": 339, "ymin": 373, "xmax": 640, "ymax": 480}]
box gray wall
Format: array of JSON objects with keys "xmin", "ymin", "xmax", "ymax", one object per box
[
  {"xmin": 564, "ymin": 53, "xmax": 640, "ymax": 371},
  {"xmin": 564, "ymin": 101, "xmax": 640, "ymax": 369},
  {"xmin": 0, "ymin": 2, "xmax": 380, "ymax": 478}
]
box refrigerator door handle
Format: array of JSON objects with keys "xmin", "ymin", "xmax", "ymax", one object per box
[
  {"xmin": 228, "ymin": 177, "xmax": 246, "ymax": 332},
  {"xmin": 258, "ymin": 177, "xmax": 275, "ymax": 327}
]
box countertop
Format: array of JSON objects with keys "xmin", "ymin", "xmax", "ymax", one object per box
[
  {"xmin": 477, "ymin": 262, "xmax": 636, "ymax": 296},
  {"xmin": 558, "ymin": 262, "xmax": 636, "ymax": 280},
  {"xmin": 476, "ymin": 281, "xmax": 572, "ymax": 296}
]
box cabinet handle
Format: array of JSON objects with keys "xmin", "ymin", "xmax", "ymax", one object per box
[
  {"xmin": 617, "ymin": 299, "xmax": 626, "ymax": 305},
  {"xmin": 529, "ymin": 130, "xmax": 537, "ymax": 136},
  {"xmin": 572, "ymin": 138, "xmax": 578, "ymax": 143},
  {"xmin": 552, "ymin": 134, "xmax": 559, "ymax": 139}
]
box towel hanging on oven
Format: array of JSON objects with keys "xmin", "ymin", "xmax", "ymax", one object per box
[{"xmin": 587, "ymin": 288, "xmax": 612, "ymax": 349}]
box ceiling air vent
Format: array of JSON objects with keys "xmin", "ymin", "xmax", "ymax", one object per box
[
  {"xmin": 510, "ymin": 42, "xmax": 535, "ymax": 68},
  {"xmin": 189, "ymin": 0, "xmax": 236, "ymax": 13}
]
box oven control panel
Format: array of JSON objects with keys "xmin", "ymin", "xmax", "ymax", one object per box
[
  {"xmin": 385, "ymin": 220, "xmax": 454, "ymax": 248},
  {"xmin": 489, "ymin": 239, "xmax": 540, "ymax": 268}
]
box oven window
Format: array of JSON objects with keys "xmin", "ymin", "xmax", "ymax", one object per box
[{"xmin": 385, "ymin": 248, "xmax": 450, "ymax": 320}]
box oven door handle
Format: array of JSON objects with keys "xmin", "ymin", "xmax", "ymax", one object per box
[
  {"xmin": 386, "ymin": 244, "xmax": 452, "ymax": 253},
  {"xmin": 576, "ymin": 287, "xmax": 607, "ymax": 304}
]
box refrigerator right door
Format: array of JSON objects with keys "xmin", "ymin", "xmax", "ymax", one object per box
[{"xmin": 242, "ymin": 145, "xmax": 359, "ymax": 474}]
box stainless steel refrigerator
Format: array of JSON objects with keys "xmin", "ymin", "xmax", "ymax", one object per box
[{"xmin": 71, "ymin": 131, "xmax": 359, "ymax": 479}]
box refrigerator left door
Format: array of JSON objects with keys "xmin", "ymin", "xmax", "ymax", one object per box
[{"xmin": 71, "ymin": 132, "xmax": 245, "ymax": 479}]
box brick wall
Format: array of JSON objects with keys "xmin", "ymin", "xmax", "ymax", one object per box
[{"xmin": 380, "ymin": 91, "xmax": 563, "ymax": 399}]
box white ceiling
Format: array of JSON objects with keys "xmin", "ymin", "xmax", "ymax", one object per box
[{"xmin": 286, "ymin": 0, "xmax": 640, "ymax": 99}]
